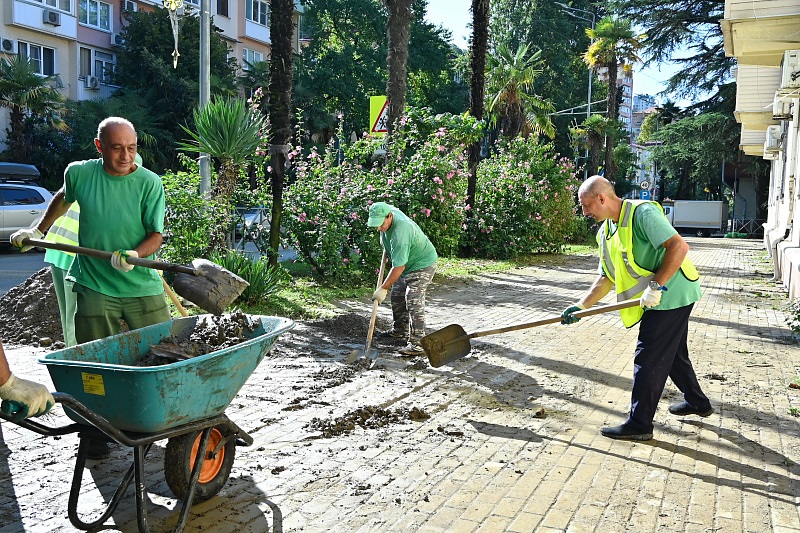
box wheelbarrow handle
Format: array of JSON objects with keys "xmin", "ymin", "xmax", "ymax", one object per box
[{"xmin": 23, "ymin": 238, "xmax": 197, "ymax": 276}]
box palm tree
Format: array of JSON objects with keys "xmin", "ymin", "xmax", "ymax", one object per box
[
  {"xmin": 570, "ymin": 114, "xmax": 611, "ymax": 177},
  {"xmin": 178, "ymin": 97, "xmax": 269, "ymax": 253},
  {"xmin": 0, "ymin": 56, "xmax": 67, "ymax": 162},
  {"xmin": 583, "ymin": 16, "xmax": 642, "ymax": 181},
  {"xmin": 485, "ymin": 43, "xmax": 555, "ymax": 139},
  {"xmin": 268, "ymin": 0, "xmax": 294, "ymax": 267},
  {"xmin": 383, "ymin": 0, "xmax": 413, "ymax": 139},
  {"xmin": 466, "ymin": 0, "xmax": 490, "ymax": 257}
]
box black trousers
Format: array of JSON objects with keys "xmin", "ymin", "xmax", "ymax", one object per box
[{"xmin": 627, "ymin": 303, "xmax": 711, "ymax": 430}]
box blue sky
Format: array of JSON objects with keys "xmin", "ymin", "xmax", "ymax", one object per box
[{"xmin": 423, "ymin": 1, "xmax": 690, "ymax": 106}]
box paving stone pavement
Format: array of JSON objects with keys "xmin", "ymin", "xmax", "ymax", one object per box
[{"xmin": 0, "ymin": 237, "xmax": 798, "ymax": 532}]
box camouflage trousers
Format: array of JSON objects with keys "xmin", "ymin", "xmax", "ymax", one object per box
[{"xmin": 389, "ymin": 264, "xmax": 436, "ymax": 343}]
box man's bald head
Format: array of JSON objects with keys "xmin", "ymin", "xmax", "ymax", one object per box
[{"xmin": 578, "ymin": 175, "xmax": 616, "ymax": 200}]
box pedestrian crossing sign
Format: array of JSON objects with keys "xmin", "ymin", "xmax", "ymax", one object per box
[{"xmin": 370, "ymin": 96, "xmax": 389, "ymax": 136}]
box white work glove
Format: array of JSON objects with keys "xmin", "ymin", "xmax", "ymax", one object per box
[
  {"xmin": 111, "ymin": 249, "xmax": 138, "ymax": 272},
  {"xmin": 0, "ymin": 374, "xmax": 55, "ymax": 422},
  {"xmin": 640, "ymin": 285, "xmax": 664, "ymax": 308},
  {"xmin": 372, "ymin": 287, "xmax": 388, "ymax": 304},
  {"xmin": 10, "ymin": 227, "xmax": 43, "ymax": 252}
]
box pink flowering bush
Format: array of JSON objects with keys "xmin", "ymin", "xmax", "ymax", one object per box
[
  {"xmin": 467, "ymin": 135, "xmax": 581, "ymax": 258},
  {"xmin": 282, "ymin": 108, "xmax": 481, "ymax": 281}
]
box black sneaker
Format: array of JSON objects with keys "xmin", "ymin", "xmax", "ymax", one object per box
[
  {"xmin": 378, "ymin": 330, "xmax": 407, "ymax": 340},
  {"xmin": 86, "ymin": 438, "xmax": 111, "ymax": 460},
  {"xmin": 668, "ymin": 401, "xmax": 714, "ymax": 417},
  {"xmin": 600, "ymin": 423, "xmax": 653, "ymax": 441}
]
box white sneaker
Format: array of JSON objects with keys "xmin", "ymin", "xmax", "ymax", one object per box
[{"xmin": 399, "ymin": 342, "xmax": 424, "ymax": 356}]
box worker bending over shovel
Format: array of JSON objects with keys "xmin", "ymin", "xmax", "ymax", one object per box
[
  {"xmin": 561, "ymin": 176, "xmax": 713, "ymax": 441},
  {"xmin": 367, "ymin": 202, "xmax": 437, "ymax": 357}
]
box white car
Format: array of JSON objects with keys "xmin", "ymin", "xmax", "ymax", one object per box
[{"xmin": 0, "ymin": 164, "xmax": 53, "ymax": 249}]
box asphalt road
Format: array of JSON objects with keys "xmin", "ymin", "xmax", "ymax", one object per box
[{"xmin": 0, "ymin": 248, "xmax": 47, "ymax": 297}]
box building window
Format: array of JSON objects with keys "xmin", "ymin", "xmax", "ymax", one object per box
[
  {"xmin": 246, "ymin": 0, "xmax": 269, "ymax": 25},
  {"xmin": 18, "ymin": 42, "xmax": 56, "ymax": 76},
  {"xmin": 80, "ymin": 47, "xmax": 114, "ymax": 80},
  {"xmin": 79, "ymin": 0, "xmax": 111, "ymax": 31},
  {"xmin": 35, "ymin": 0, "xmax": 71, "ymax": 11},
  {"xmin": 217, "ymin": 0, "xmax": 229, "ymax": 17},
  {"xmin": 243, "ymin": 48, "xmax": 264, "ymax": 69}
]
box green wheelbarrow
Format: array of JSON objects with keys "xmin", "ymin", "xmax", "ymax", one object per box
[{"xmin": 2, "ymin": 314, "xmax": 294, "ymax": 533}]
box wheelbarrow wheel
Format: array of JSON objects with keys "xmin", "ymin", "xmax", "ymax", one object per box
[{"xmin": 164, "ymin": 426, "xmax": 235, "ymax": 502}]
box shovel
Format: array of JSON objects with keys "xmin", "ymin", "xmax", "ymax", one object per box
[
  {"xmin": 347, "ymin": 249, "xmax": 387, "ymax": 364},
  {"xmin": 23, "ymin": 238, "xmax": 248, "ymax": 315},
  {"xmin": 421, "ymin": 298, "xmax": 642, "ymax": 368}
]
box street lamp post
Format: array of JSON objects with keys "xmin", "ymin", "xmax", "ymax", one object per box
[{"xmin": 556, "ymin": 2, "xmax": 595, "ymax": 179}]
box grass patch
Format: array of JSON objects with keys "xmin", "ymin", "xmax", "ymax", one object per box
[{"xmin": 231, "ymin": 247, "xmax": 596, "ymax": 320}]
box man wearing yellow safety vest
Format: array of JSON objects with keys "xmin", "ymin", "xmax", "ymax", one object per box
[{"xmin": 561, "ymin": 176, "xmax": 713, "ymax": 441}]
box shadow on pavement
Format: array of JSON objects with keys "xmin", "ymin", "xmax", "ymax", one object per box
[{"xmin": 0, "ymin": 426, "xmax": 22, "ymax": 531}]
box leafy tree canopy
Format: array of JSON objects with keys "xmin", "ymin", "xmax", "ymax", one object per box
[{"xmin": 608, "ymin": 0, "xmax": 732, "ymax": 101}]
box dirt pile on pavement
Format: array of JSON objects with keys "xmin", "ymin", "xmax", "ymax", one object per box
[
  {"xmin": 307, "ymin": 405, "xmax": 430, "ymax": 438},
  {"xmin": 0, "ymin": 268, "xmax": 64, "ymax": 348}
]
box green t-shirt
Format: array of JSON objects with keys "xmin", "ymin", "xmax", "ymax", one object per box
[
  {"xmin": 64, "ymin": 158, "xmax": 165, "ymax": 298},
  {"xmin": 597, "ymin": 202, "xmax": 701, "ymax": 310},
  {"xmin": 380, "ymin": 208, "xmax": 438, "ymax": 275}
]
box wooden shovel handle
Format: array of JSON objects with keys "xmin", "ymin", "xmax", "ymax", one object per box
[
  {"xmin": 23, "ymin": 238, "xmax": 197, "ymax": 276},
  {"xmin": 467, "ymin": 298, "xmax": 642, "ymax": 340},
  {"xmin": 364, "ymin": 249, "xmax": 388, "ymax": 352}
]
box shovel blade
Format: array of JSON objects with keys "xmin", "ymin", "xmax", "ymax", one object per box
[
  {"xmin": 172, "ymin": 259, "xmax": 249, "ymax": 315},
  {"xmin": 421, "ymin": 324, "xmax": 471, "ymax": 368}
]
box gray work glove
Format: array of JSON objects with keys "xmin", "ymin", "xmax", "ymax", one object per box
[
  {"xmin": 111, "ymin": 249, "xmax": 138, "ymax": 272},
  {"xmin": 10, "ymin": 227, "xmax": 43, "ymax": 252},
  {"xmin": 0, "ymin": 374, "xmax": 55, "ymax": 422},
  {"xmin": 372, "ymin": 287, "xmax": 388, "ymax": 304}
]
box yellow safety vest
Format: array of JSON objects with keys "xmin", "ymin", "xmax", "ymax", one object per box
[
  {"xmin": 44, "ymin": 203, "xmax": 80, "ymax": 251},
  {"xmin": 598, "ymin": 200, "xmax": 699, "ymax": 328}
]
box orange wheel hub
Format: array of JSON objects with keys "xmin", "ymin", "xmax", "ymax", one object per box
[{"xmin": 190, "ymin": 428, "xmax": 225, "ymax": 483}]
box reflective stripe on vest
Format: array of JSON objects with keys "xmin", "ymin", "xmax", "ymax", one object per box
[{"xmin": 44, "ymin": 204, "xmax": 80, "ymax": 255}]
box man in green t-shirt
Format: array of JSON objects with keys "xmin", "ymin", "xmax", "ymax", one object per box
[
  {"xmin": 561, "ymin": 176, "xmax": 713, "ymax": 442},
  {"xmin": 367, "ymin": 202, "xmax": 438, "ymax": 356},
  {"xmin": 11, "ymin": 117, "xmax": 170, "ymax": 459}
]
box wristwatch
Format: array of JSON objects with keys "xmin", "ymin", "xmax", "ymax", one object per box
[{"xmin": 649, "ymin": 280, "xmax": 667, "ymax": 291}]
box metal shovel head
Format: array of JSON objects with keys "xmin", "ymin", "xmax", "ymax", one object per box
[
  {"xmin": 347, "ymin": 346, "xmax": 379, "ymax": 364},
  {"xmin": 172, "ymin": 258, "xmax": 249, "ymax": 315},
  {"xmin": 421, "ymin": 324, "xmax": 471, "ymax": 368}
]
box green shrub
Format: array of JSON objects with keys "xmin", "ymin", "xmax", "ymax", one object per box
[
  {"xmin": 466, "ymin": 135, "xmax": 581, "ymax": 258},
  {"xmin": 786, "ymin": 298, "xmax": 800, "ymax": 337},
  {"xmin": 210, "ymin": 249, "xmax": 287, "ymax": 305},
  {"xmin": 160, "ymin": 163, "xmax": 214, "ymax": 265}
]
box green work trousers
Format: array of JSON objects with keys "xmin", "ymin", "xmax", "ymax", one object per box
[
  {"xmin": 50, "ymin": 266, "xmax": 78, "ymax": 347},
  {"xmin": 73, "ymin": 284, "xmax": 170, "ymax": 344}
]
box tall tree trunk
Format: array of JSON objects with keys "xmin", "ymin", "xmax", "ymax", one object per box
[
  {"xmin": 268, "ymin": 0, "xmax": 294, "ymax": 268},
  {"xmin": 604, "ymin": 62, "xmax": 619, "ymax": 182},
  {"xmin": 466, "ymin": 0, "xmax": 489, "ymax": 257},
  {"xmin": 383, "ymin": 0, "xmax": 413, "ymax": 140}
]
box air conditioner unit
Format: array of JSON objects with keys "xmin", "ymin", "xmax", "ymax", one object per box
[
  {"xmin": 43, "ymin": 9, "xmax": 62, "ymax": 27},
  {"xmin": 765, "ymin": 125, "xmax": 782, "ymax": 153},
  {"xmin": 84, "ymin": 75, "xmax": 101, "ymax": 90},
  {"xmin": 773, "ymin": 96, "xmax": 793, "ymax": 120},
  {"xmin": 779, "ymin": 50, "xmax": 800, "ymax": 91},
  {"xmin": 763, "ymin": 148, "xmax": 779, "ymax": 161},
  {"xmin": 123, "ymin": 0, "xmax": 137, "ymax": 11},
  {"xmin": 112, "ymin": 33, "xmax": 124, "ymax": 45},
  {"xmin": 0, "ymin": 38, "xmax": 17, "ymax": 55}
]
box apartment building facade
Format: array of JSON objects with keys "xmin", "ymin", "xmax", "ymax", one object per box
[
  {"xmin": 0, "ymin": 0, "xmax": 301, "ymax": 146},
  {"xmin": 722, "ymin": 0, "xmax": 800, "ymax": 298}
]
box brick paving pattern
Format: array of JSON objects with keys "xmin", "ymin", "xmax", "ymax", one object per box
[{"xmin": 0, "ymin": 237, "xmax": 797, "ymax": 532}]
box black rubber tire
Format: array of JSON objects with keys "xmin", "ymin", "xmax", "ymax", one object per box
[{"xmin": 164, "ymin": 426, "xmax": 236, "ymax": 501}]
